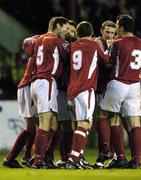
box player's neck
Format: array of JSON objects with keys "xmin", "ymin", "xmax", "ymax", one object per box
[
  {"xmin": 79, "ymin": 36, "xmax": 92, "ymax": 40},
  {"xmin": 122, "ymin": 32, "xmax": 133, "ymax": 37},
  {"xmin": 48, "ymin": 31, "xmax": 58, "ymax": 37}
]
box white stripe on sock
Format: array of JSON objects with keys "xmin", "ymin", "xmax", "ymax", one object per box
[
  {"xmin": 75, "ymin": 130, "xmax": 86, "ymax": 137},
  {"xmin": 71, "ymin": 150, "xmax": 80, "ymax": 157}
]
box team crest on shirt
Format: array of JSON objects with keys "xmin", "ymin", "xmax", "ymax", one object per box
[{"xmin": 62, "ymin": 41, "xmax": 69, "ymax": 50}]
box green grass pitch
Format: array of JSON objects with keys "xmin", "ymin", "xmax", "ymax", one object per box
[{"xmin": 0, "ymin": 148, "xmax": 141, "ymax": 180}]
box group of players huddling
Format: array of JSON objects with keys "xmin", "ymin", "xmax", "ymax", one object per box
[{"xmin": 2, "ymin": 14, "xmax": 141, "ymax": 169}]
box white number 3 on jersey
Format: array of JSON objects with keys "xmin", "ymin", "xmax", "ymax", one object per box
[{"xmin": 130, "ymin": 49, "xmax": 141, "ymax": 70}]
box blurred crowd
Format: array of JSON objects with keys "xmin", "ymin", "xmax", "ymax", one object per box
[
  {"xmin": 77, "ymin": 0, "xmax": 141, "ymax": 37},
  {"xmin": 0, "ymin": 45, "xmax": 28, "ymax": 99}
]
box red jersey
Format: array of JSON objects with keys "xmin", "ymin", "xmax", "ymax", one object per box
[
  {"xmin": 110, "ymin": 36, "xmax": 141, "ymax": 83},
  {"xmin": 23, "ymin": 35, "xmax": 39, "ymax": 56},
  {"xmin": 18, "ymin": 36, "xmax": 38, "ymax": 88},
  {"xmin": 18, "ymin": 56, "xmax": 36, "ymax": 88},
  {"xmin": 33, "ymin": 33, "xmax": 70, "ymax": 84},
  {"xmin": 67, "ymin": 39, "xmax": 109, "ymax": 100}
]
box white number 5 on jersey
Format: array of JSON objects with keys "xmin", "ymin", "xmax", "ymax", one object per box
[
  {"xmin": 36, "ymin": 45, "xmax": 59, "ymax": 75},
  {"xmin": 36, "ymin": 45, "xmax": 43, "ymax": 65}
]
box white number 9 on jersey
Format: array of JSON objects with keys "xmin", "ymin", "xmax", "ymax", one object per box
[
  {"xmin": 72, "ymin": 50, "xmax": 82, "ymax": 70},
  {"xmin": 72, "ymin": 50, "xmax": 98, "ymax": 79}
]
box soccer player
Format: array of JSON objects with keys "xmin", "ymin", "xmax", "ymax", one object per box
[
  {"xmin": 93, "ymin": 20, "xmax": 117, "ymax": 168},
  {"xmin": 44, "ymin": 20, "xmax": 77, "ymax": 168},
  {"xmin": 100, "ymin": 15, "xmax": 141, "ymax": 168},
  {"xmin": 3, "ymin": 39, "xmax": 39, "ymax": 168},
  {"xmin": 17, "ymin": 20, "xmax": 76, "ymax": 169},
  {"xmin": 65, "ymin": 21, "xmax": 109, "ymax": 169},
  {"xmin": 30, "ymin": 16, "xmax": 70, "ymax": 169}
]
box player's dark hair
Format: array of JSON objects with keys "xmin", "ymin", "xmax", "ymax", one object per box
[
  {"xmin": 68, "ymin": 20, "xmax": 77, "ymax": 28},
  {"xmin": 101, "ymin": 20, "xmax": 116, "ymax": 29},
  {"xmin": 48, "ymin": 16, "xmax": 68, "ymax": 31},
  {"xmin": 116, "ymin": 14, "xmax": 131, "ymax": 20},
  {"xmin": 77, "ymin": 21, "xmax": 94, "ymax": 38},
  {"xmin": 117, "ymin": 15, "xmax": 135, "ymax": 32}
]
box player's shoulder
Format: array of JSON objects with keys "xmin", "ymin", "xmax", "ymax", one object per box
[
  {"xmin": 72, "ymin": 39, "xmax": 98, "ymax": 51},
  {"xmin": 34, "ymin": 33, "xmax": 46, "ymax": 44},
  {"xmin": 112, "ymin": 38, "xmax": 123, "ymax": 47},
  {"xmin": 95, "ymin": 36, "xmax": 103, "ymax": 42},
  {"xmin": 41, "ymin": 33, "xmax": 57, "ymax": 45},
  {"xmin": 117, "ymin": 35, "xmax": 140, "ymax": 42},
  {"xmin": 132, "ymin": 35, "xmax": 141, "ymax": 42},
  {"xmin": 95, "ymin": 37, "xmax": 106, "ymax": 48},
  {"xmin": 78, "ymin": 38, "xmax": 97, "ymax": 45},
  {"xmin": 91, "ymin": 38, "xmax": 103, "ymax": 48},
  {"xmin": 114, "ymin": 38, "xmax": 122, "ymax": 43},
  {"xmin": 54, "ymin": 37, "xmax": 70, "ymax": 52}
]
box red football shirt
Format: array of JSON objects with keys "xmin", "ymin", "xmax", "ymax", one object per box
[
  {"xmin": 23, "ymin": 35, "xmax": 39, "ymax": 56},
  {"xmin": 18, "ymin": 56, "xmax": 36, "ymax": 88},
  {"xmin": 67, "ymin": 38, "xmax": 109, "ymax": 99},
  {"xmin": 33, "ymin": 33, "xmax": 70, "ymax": 84},
  {"xmin": 110, "ymin": 36, "xmax": 141, "ymax": 83}
]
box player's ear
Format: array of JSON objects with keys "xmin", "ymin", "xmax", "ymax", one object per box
[
  {"xmin": 100, "ymin": 28, "xmax": 103, "ymax": 35},
  {"xmin": 56, "ymin": 23, "xmax": 61, "ymax": 30},
  {"xmin": 120, "ymin": 26, "xmax": 124, "ymax": 32}
]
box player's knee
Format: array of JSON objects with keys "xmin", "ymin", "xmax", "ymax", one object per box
[
  {"xmin": 110, "ymin": 113, "xmax": 121, "ymax": 126},
  {"xmin": 51, "ymin": 120, "xmax": 58, "ymax": 131},
  {"xmin": 77, "ymin": 120, "xmax": 90, "ymax": 130},
  {"xmin": 108, "ymin": 112, "xmax": 117, "ymax": 119},
  {"xmin": 99, "ymin": 110, "xmax": 109, "ymax": 118}
]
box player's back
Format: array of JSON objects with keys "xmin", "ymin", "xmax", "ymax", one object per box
[
  {"xmin": 110, "ymin": 36, "xmax": 141, "ymax": 83},
  {"xmin": 34, "ymin": 33, "xmax": 69, "ymax": 82},
  {"xmin": 68, "ymin": 39, "xmax": 102, "ymax": 99}
]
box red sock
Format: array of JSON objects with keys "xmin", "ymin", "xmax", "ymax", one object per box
[
  {"xmin": 34, "ymin": 129, "xmax": 49, "ymax": 167},
  {"xmin": 97, "ymin": 117, "xmax": 110, "ymax": 154},
  {"xmin": 44, "ymin": 128, "xmax": 56, "ymax": 159},
  {"xmin": 70, "ymin": 127, "xmax": 88, "ymax": 162},
  {"xmin": 110, "ymin": 126, "xmax": 126, "ymax": 161},
  {"xmin": 23, "ymin": 131, "xmax": 36, "ymax": 160},
  {"xmin": 5, "ymin": 130, "xmax": 29, "ymax": 161},
  {"xmin": 110, "ymin": 124, "xmax": 123, "ymax": 155},
  {"xmin": 79, "ymin": 131, "xmax": 89, "ymax": 159},
  {"xmin": 45, "ymin": 129, "xmax": 63, "ymax": 160},
  {"xmin": 131, "ymin": 127, "xmax": 141, "ymax": 165}
]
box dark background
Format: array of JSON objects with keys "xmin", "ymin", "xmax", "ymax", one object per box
[{"xmin": 1, "ymin": 0, "xmax": 141, "ymax": 36}]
